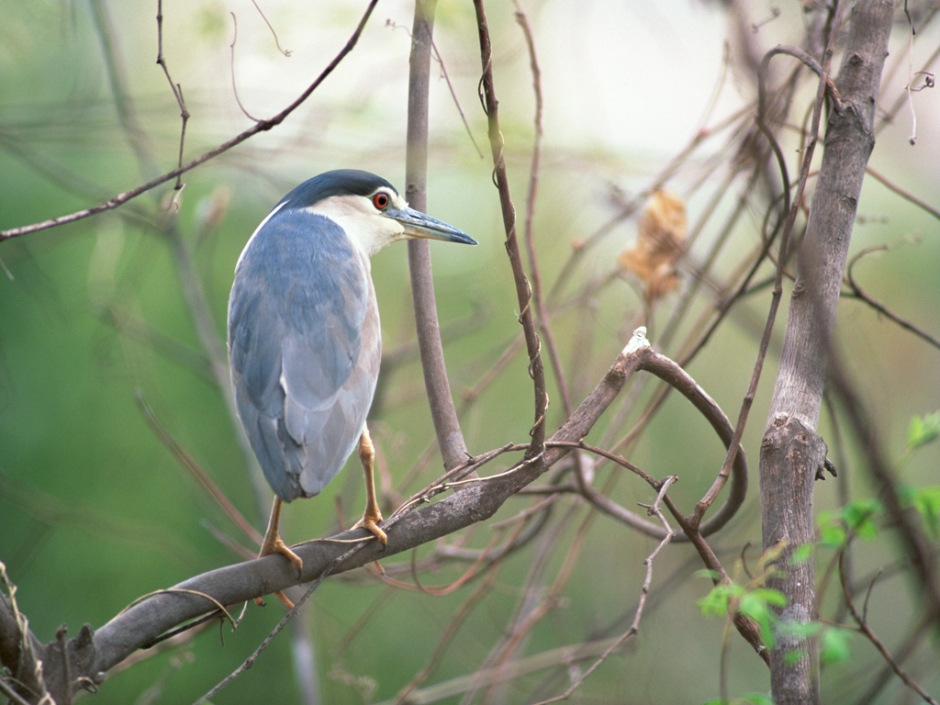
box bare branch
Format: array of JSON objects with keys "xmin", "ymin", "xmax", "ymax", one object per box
[
  {"xmin": 38, "ymin": 338, "xmax": 660, "ymax": 701},
  {"xmin": 404, "ymin": 0, "xmax": 471, "ymax": 474},
  {"xmin": 513, "ymin": 0, "xmax": 572, "ymax": 419},
  {"xmin": 865, "ymin": 166, "xmax": 940, "ymax": 221},
  {"xmin": 474, "ymin": 0, "xmax": 549, "ymax": 455},
  {"xmin": 839, "ymin": 552, "xmax": 940, "ymax": 705},
  {"xmin": 156, "ymin": 0, "xmax": 190, "ymax": 189},
  {"xmin": 568, "ymin": 345, "xmax": 748, "ymax": 542},
  {"xmin": 135, "ymin": 391, "xmax": 263, "ymax": 547},
  {"xmin": 0, "ymin": 0, "xmax": 379, "ymax": 242},
  {"xmin": 531, "ymin": 479, "xmax": 676, "ymax": 705},
  {"xmin": 845, "ymin": 246, "xmax": 940, "ymax": 351},
  {"xmin": 0, "ymin": 565, "xmax": 49, "ymax": 705},
  {"xmin": 250, "ymin": 0, "xmax": 292, "ymax": 57},
  {"xmin": 228, "ymin": 13, "xmax": 263, "ymax": 123}
]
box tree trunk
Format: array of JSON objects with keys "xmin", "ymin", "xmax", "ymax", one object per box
[{"xmin": 760, "ymin": 2, "xmax": 895, "ymax": 703}]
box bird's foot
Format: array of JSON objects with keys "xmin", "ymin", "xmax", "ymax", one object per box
[
  {"xmin": 260, "ymin": 535, "xmax": 304, "ymax": 576},
  {"xmin": 353, "ymin": 511, "xmax": 388, "ymax": 546},
  {"xmin": 254, "ymin": 536, "xmax": 301, "ymax": 609}
]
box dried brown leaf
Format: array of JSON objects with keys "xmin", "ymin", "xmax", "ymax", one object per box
[{"xmin": 618, "ymin": 189, "xmax": 687, "ymax": 301}]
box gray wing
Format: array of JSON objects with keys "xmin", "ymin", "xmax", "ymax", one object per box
[{"xmin": 228, "ymin": 209, "xmax": 381, "ymax": 501}]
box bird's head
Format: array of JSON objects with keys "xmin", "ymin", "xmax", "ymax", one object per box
[{"xmin": 279, "ymin": 169, "xmax": 476, "ymax": 256}]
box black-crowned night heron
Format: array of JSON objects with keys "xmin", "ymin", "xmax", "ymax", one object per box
[{"xmin": 228, "ymin": 169, "xmax": 476, "ymax": 573}]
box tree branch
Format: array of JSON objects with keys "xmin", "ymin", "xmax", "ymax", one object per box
[
  {"xmin": 473, "ymin": 0, "xmax": 549, "ymax": 457},
  {"xmin": 0, "ymin": 0, "xmax": 379, "ymax": 243},
  {"xmin": 405, "ymin": 0, "xmax": 471, "ymax": 472},
  {"xmin": 760, "ymin": 2, "xmax": 895, "ymax": 704},
  {"xmin": 31, "ymin": 332, "xmax": 665, "ymax": 702}
]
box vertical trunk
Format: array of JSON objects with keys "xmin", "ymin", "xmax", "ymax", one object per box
[
  {"xmin": 404, "ymin": 0, "xmax": 471, "ymax": 471},
  {"xmin": 760, "ymin": 2, "xmax": 895, "ymax": 703}
]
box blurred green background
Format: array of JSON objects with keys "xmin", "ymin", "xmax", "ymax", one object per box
[{"xmin": 2, "ymin": 1, "xmax": 939, "ymax": 703}]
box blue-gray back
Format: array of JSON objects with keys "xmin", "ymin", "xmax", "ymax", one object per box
[{"xmin": 228, "ymin": 208, "xmax": 381, "ymax": 501}]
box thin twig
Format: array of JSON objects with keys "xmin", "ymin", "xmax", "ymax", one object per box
[
  {"xmin": 251, "ymin": 0, "xmax": 291, "ymax": 56},
  {"xmin": 156, "ymin": 0, "xmax": 190, "ymax": 189},
  {"xmin": 700, "ymin": 28, "xmax": 843, "ymax": 529},
  {"xmin": 0, "ymin": 562, "xmax": 50, "ymax": 704},
  {"xmin": 845, "ymin": 246, "xmax": 940, "ymax": 351},
  {"xmin": 513, "ymin": 0, "xmax": 572, "ymax": 420},
  {"xmin": 877, "ymin": 35, "xmax": 940, "ymax": 134},
  {"xmin": 544, "ymin": 104, "xmax": 751, "ymax": 306},
  {"xmin": 135, "ymin": 390, "xmax": 263, "ymax": 546},
  {"xmin": 383, "ymin": 18, "xmax": 482, "ymax": 158},
  {"xmin": 474, "ymin": 499, "xmax": 594, "ymax": 705},
  {"xmin": 191, "ymin": 548, "xmax": 355, "ymax": 705},
  {"xmin": 229, "ymin": 13, "xmax": 262, "ymax": 122},
  {"xmin": 571, "ymin": 345, "xmax": 749, "ymax": 541},
  {"xmin": 838, "ymin": 551, "xmax": 940, "ymax": 705},
  {"xmin": 661, "ymin": 498, "xmax": 770, "ymax": 664},
  {"xmin": 865, "ymin": 166, "xmax": 940, "ymax": 221},
  {"xmin": 407, "ymin": 529, "xmax": 505, "ymax": 597},
  {"xmin": 532, "ymin": 479, "xmax": 675, "ymax": 704},
  {"xmin": 0, "ymin": 680, "xmax": 33, "ymax": 705},
  {"xmin": 373, "ymin": 637, "xmax": 635, "ymax": 705},
  {"xmin": 430, "ymin": 37, "xmax": 483, "ymax": 158},
  {"xmin": 0, "ymin": 0, "xmax": 379, "ymax": 242},
  {"xmin": 904, "ymin": 2, "xmax": 918, "ymax": 145},
  {"xmin": 0, "ymin": 471, "xmax": 203, "ymax": 568},
  {"xmin": 474, "ymin": 0, "xmax": 548, "ymax": 456},
  {"xmin": 88, "ymin": 0, "xmax": 158, "ymax": 179},
  {"xmin": 393, "ymin": 550, "xmax": 503, "ymax": 704}
]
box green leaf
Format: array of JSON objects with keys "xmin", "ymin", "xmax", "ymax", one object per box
[
  {"xmin": 698, "ymin": 589, "xmax": 728, "ymax": 617},
  {"xmin": 738, "ymin": 593, "xmax": 771, "ymax": 620},
  {"xmin": 791, "ymin": 543, "xmax": 814, "ymax": 564},
  {"xmin": 698, "ymin": 584, "xmax": 743, "ymax": 617},
  {"xmin": 898, "ymin": 483, "xmax": 917, "ymax": 506},
  {"xmin": 911, "ymin": 486, "xmax": 940, "ymax": 539},
  {"xmin": 820, "ymin": 627, "xmax": 853, "ymax": 665},
  {"xmin": 818, "ymin": 510, "xmax": 847, "ymax": 549},
  {"xmin": 842, "ymin": 499, "xmax": 882, "ymax": 539},
  {"xmin": 820, "ymin": 524, "xmax": 847, "ymax": 549},
  {"xmin": 908, "ymin": 412, "xmax": 940, "ymax": 451},
  {"xmin": 750, "ymin": 588, "xmax": 787, "ymax": 607},
  {"xmin": 738, "ymin": 593, "xmax": 780, "ymax": 646}
]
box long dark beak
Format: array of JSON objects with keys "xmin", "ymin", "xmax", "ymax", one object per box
[{"xmin": 388, "ymin": 206, "xmax": 477, "ymax": 245}]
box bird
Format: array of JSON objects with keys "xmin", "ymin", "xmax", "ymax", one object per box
[{"xmin": 228, "ymin": 169, "xmax": 476, "ymax": 574}]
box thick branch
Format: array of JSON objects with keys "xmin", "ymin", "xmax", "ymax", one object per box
[
  {"xmin": 760, "ymin": 3, "xmax": 895, "ymax": 705},
  {"xmin": 38, "ymin": 337, "xmax": 658, "ymax": 703},
  {"xmin": 768, "ymin": 0, "xmax": 892, "ymax": 427}
]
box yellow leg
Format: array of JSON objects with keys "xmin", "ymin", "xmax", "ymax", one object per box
[
  {"xmin": 259, "ymin": 497, "xmax": 304, "ymax": 575},
  {"xmin": 353, "ymin": 427, "xmax": 388, "ymax": 545}
]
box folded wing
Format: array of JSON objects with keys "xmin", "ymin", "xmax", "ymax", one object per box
[{"xmin": 228, "ymin": 209, "xmax": 380, "ymax": 501}]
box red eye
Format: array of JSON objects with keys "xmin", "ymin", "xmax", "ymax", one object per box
[{"xmin": 372, "ymin": 192, "xmax": 390, "ymax": 210}]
